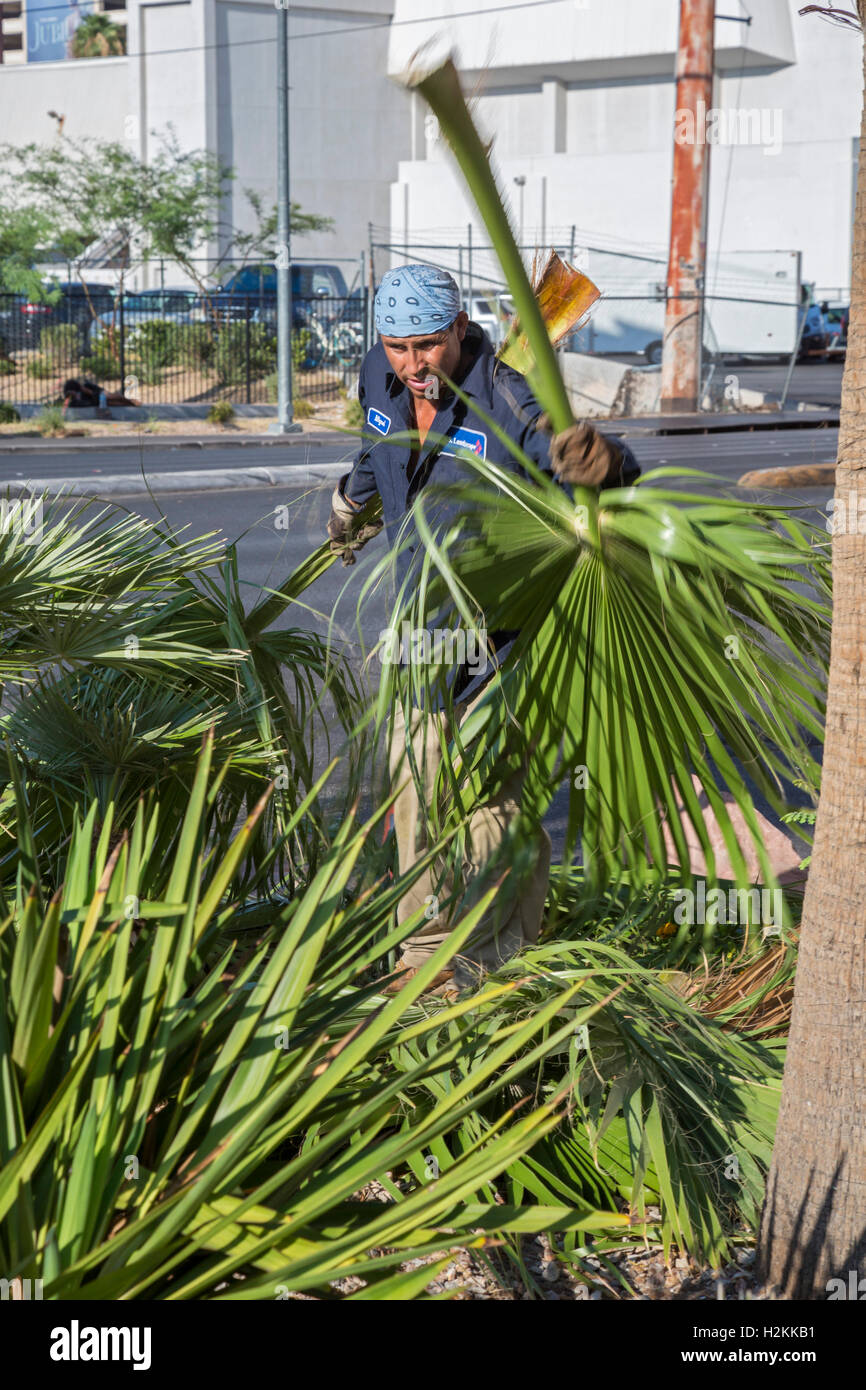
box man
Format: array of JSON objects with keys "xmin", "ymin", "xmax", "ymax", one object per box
[
  {"xmin": 61, "ymin": 378, "xmax": 141, "ymax": 410},
  {"xmin": 328, "ymin": 264, "xmax": 639, "ymax": 996}
]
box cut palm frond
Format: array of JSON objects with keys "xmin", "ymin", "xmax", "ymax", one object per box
[
  {"xmin": 371, "ymin": 445, "xmax": 828, "ymax": 922},
  {"xmin": 413, "ymin": 938, "xmax": 785, "ymax": 1266},
  {"xmin": 1, "ymin": 740, "xmax": 625, "ymax": 1300}
]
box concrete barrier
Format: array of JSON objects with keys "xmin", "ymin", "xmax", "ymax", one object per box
[
  {"xmin": 559, "ymin": 352, "xmax": 636, "ymax": 417},
  {"xmin": 560, "ymin": 352, "xmax": 771, "ymax": 417}
]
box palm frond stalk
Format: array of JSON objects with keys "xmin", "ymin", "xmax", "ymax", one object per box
[{"xmin": 404, "ymin": 56, "xmax": 575, "ymax": 432}]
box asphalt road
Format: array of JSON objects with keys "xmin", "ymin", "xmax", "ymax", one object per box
[
  {"xmin": 0, "ymin": 439, "xmax": 356, "ymax": 484},
  {"xmin": 733, "ymin": 359, "xmax": 842, "ymax": 409},
  {"xmin": 0, "ymin": 422, "xmax": 839, "ymax": 495}
]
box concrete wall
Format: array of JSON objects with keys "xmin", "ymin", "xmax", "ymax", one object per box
[
  {"xmin": 0, "ymin": 55, "xmax": 129, "ymax": 144},
  {"xmin": 211, "ymin": 0, "xmax": 411, "ymax": 271},
  {"xmin": 388, "ymin": 0, "xmax": 795, "ymax": 83},
  {"xmin": 127, "ymin": 0, "xmax": 209, "ymax": 161}
]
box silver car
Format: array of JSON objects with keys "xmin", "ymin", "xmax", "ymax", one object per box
[{"xmin": 87, "ymin": 289, "xmax": 198, "ymax": 347}]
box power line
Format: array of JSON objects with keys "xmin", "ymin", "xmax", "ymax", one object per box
[{"xmin": 13, "ymin": 0, "xmax": 577, "ymax": 60}]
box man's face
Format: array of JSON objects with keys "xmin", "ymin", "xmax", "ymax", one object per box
[{"xmin": 380, "ymin": 311, "xmax": 469, "ymax": 399}]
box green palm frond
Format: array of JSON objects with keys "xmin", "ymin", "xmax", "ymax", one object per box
[
  {"xmin": 0, "ymin": 740, "xmax": 627, "ymax": 1300},
  {"xmin": 408, "ymin": 937, "xmax": 784, "ymax": 1267},
  {"xmin": 0, "ymin": 496, "xmax": 370, "ymax": 892}
]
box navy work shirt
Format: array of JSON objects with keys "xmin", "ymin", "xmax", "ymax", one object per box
[{"xmin": 339, "ymin": 322, "xmax": 639, "ymax": 705}]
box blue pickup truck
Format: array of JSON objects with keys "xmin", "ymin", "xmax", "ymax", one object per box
[
  {"xmin": 200, "ymin": 263, "xmax": 351, "ymax": 325},
  {"xmin": 197, "ymin": 262, "xmax": 364, "ymax": 368}
]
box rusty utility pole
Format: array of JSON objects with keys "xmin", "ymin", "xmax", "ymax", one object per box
[{"xmin": 660, "ymin": 0, "xmax": 715, "ymax": 413}]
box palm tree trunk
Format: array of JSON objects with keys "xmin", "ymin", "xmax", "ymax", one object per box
[{"xmin": 759, "ymin": 11, "xmax": 866, "ymax": 1298}]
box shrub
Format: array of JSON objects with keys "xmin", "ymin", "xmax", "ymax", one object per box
[
  {"xmin": 293, "ymin": 327, "xmax": 316, "ymax": 371},
  {"xmin": 39, "ymin": 324, "xmax": 82, "ymax": 364},
  {"xmin": 25, "ymin": 356, "xmax": 58, "ymax": 380},
  {"xmin": 344, "ymin": 397, "xmax": 365, "ymax": 430},
  {"xmin": 0, "ymin": 402, "xmax": 20, "ymax": 424},
  {"xmin": 0, "ymin": 357, "xmax": 16, "ymax": 376},
  {"xmin": 293, "ymin": 396, "xmax": 315, "ymax": 419},
  {"xmin": 261, "ymin": 332, "xmax": 321, "ymax": 398},
  {"xmin": 128, "ymin": 318, "xmax": 181, "ymax": 369},
  {"xmin": 79, "ymin": 351, "xmax": 120, "ymax": 381},
  {"xmin": 214, "ymin": 323, "xmax": 276, "ymax": 385},
  {"xmin": 35, "ymin": 405, "xmax": 66, "ymax": 436},
  {"xmin": 174, "ymin": 322, "xmax": 216, "ymax": 367},
  {"xmin": 207, "ymin": 400, "xmax": 235, "ymax": 426},
  {"xmin": 130, "ymin": 359, "xmax": 163, "ymax": 387}
]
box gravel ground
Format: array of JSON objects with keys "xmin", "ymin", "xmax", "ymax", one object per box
[
  {"xmin": 369, "ymin": 1236, "xmax": 777, "ymax": 1303},
  {"xmin": 273, "ymin": 1179, "xmax": 781, "ymax": 1302}
]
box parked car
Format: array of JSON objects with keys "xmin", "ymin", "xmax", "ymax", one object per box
[
  {"xmin": 198, "ymin": 263, "xmax": 351, "ymax": 329},
  {"xmin": 11, "ymin": 281, "xmax": 115, "ymax": 351},
  {"xmin": 797, "ymin": 302, "xmax": 829, "ymax": 360},
  {"xmin": 820, "ymin": 300, "xmax": 848, "ymax": 353},
  {"xmin": 463, "ymin": 291, "xmax": 515, "ymax": 347},
  {"xmin": 87, "ymin": 289, "xmax": 199, "ymax": 347}
]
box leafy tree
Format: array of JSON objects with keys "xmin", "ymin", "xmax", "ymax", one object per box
[
  {"xmin": 0, "ymin": 129, "xmax": 332, "ymax": 329},
  {"xmin": 0, "ymin": 205, "xmax": 57, "ymax": 299},
  {"xmin": 229, "ymin": 187, "xmax": 333, "ymax": 267}
]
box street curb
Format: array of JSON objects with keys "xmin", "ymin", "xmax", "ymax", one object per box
[
  {"xmin": 0, "ymin": 431, "xmax": 349, "ymax": 455},
  {"xmin": 1, "ymin": 461, "xmax": 349, "ymax": 498},
  {"xmin": 737, "ymin": 463, "xmax": 837, "ymax": 489},
  {"xmin": 616, "ymin": 413, "xmax": 839, "ymax": 438}
]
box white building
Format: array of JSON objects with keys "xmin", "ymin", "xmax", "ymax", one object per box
[
  {"xmin": 386, "ymin": 0, "xmax": 862, "ymax": 302},
  {"xmin": 0, "ymin": 0, "xmax": 412, "ymax": 282},
  {"xmin": 0, "ymin": 0, "xmax": 861, "ymax": 298}
]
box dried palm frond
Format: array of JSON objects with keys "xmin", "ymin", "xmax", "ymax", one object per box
[
  {"xmin": 690, "ymin": 936, "xmax": 799, "ymax": 1038},
  {"xmin": 498, "ymin": 249, "xmax": 600, "ymax": 374}
]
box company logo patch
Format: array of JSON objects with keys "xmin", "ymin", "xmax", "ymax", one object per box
[
  {"xmin": 442, "ymin": 426, "xmax": 487, "ymax": 461},
  {"xmin": 367, "ymin": 407, "xmax": 391, "ymax": 435}
]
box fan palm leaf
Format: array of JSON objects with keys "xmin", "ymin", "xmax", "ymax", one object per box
[{"xmin": 374, "ymin": 56, "xmax": 829, "ymax": 924}]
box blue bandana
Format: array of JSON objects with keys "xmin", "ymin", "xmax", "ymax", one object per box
[{"xmin": 374, "ymin": 264, "xmax": 462, "ymax": 337}]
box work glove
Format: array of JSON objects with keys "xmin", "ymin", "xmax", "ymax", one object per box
[
  {"xmin": 327, "ymin": 475, "xmax": 383, "ymax": 566},
  {"xmin": 539, "ymin": 415, "xmax": 634, "ymax": 488}
]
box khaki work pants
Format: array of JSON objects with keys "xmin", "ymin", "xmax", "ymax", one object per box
[{"xmin": 388, "ymin": 688, "xmax": 552, "ymax": 991}]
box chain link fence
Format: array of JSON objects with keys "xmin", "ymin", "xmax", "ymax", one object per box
[{"xmin": 0, "ymin": 286, "xmax": 368, "ymax": 407}]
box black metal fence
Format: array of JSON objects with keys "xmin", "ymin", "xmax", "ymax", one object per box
[{"xmin": 0, "ymin": 289, "xmax": 368, "ymax": 407}]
